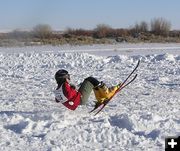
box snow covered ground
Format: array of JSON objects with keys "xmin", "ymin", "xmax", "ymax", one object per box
[{"xmin": 0, "ymin": 43, "xmax": 180, "ymax": 151}]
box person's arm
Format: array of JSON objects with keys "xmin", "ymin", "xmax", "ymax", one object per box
[{"xmin": 70, "ymin": 83, "xmax": 76, "ymax": 89}]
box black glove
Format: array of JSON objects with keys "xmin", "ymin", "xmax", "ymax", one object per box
[
  {"xmin": 55, "ymin": 98, "xmax": 60, "ymax": 103},
  {"xmin": 70, "ymin": 84, "xmax": 76, "ymax": 89},
  {"xmin": 77, "ymin": 82, "xmax": 82, "ymax": 87}
]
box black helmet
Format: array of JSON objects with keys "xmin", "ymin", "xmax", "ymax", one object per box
[{"xmin": 55, "ymin": 69, "xmax": 70, "ymax": 84}]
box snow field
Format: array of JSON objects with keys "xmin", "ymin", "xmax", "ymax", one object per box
[{"xmin": 0, "ymin": 47, "xmax": 180, "ymax": 151}]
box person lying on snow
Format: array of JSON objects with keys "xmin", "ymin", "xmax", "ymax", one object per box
[{"xmin": 54, "ymin": 69, "xmax": 120, "ymax": 110}]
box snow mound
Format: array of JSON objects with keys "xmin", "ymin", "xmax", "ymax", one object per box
[
  {"xmin": 152, "ymin": 53, "xmax": 176, "ymax": 62},
  {"xmin": 109, "ymin": 114, "xmax": 134, "ymax": 131}
]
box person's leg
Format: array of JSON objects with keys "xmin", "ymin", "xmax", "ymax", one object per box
[{"xmin": 78, "ymin": 77, "xmax": 100, "ymax": 105}]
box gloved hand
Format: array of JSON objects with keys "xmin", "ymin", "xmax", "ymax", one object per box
[
  {"xmin": 55, "ymin": 98, "xmax": 60, "ymax": 103},
  {"xmin": 77, "ymin": 82, "xmax": 82, "ymax": 87},
  {"xmin": 70, "ymin": 84, "xmax": 76, "ymax": 89}
]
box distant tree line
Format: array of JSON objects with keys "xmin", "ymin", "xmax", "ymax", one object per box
[
  {"xmin": 66, "ymin": 18, "xmax": 174, "ymax": 38},
  {"xmin": 0, "ymin": 18, "xmax": 180, "ymax": 46}
]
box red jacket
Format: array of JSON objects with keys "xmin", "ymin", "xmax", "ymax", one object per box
[{"xmin": 55, "ymin": 80, "xmax": 81, "ymax": 110}]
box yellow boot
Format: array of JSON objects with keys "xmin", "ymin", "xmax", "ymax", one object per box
[{"xmin": 93, "ymin": 82, "xmax": 120, "ymax": 103}]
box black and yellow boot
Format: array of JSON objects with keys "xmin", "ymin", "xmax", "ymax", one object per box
[{"xmin": 93, "ymin": 82, "xmax": 120, "ymax": 104}]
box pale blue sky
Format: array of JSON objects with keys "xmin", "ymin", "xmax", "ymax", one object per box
[{"xmin": 0, "ymin": 0, "xmax": 180, "ymax": 31}]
